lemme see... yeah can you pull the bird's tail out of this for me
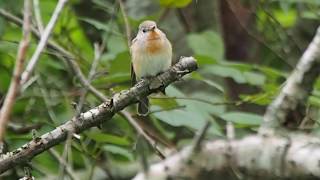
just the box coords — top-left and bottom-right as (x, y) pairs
(138, 97), (149, 116)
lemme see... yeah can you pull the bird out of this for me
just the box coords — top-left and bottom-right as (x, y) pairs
(130, 20), (172, 116)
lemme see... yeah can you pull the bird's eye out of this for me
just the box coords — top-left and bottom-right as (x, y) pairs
(142, 29), (147, 33)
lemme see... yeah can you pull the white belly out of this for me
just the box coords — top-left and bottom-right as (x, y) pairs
(132, 38), (172, 80)
(136, 53), (171, 79)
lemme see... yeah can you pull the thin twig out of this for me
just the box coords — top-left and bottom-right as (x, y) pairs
(36, 75), (57, 124)
(7, 122), (42, 134)
(225, 0), (293, 69)
(32, 0), (44, 34)
(150, 96), (235, 107)
(19, 166), (34, 180)
(118, 0), (131, 46)
(58, 132), (73, 179)
(20, 0), (68, 85)
(191, 121), (211, 153)
(0, 0), (32, 141)
(148, 105), (186, 114)
(120, 110), (166, 159)
(49, 148), (77, 180)
(76, 43), (104, 115)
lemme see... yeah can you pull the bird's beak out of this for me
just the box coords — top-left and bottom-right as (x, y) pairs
(150, 26), (156, 31)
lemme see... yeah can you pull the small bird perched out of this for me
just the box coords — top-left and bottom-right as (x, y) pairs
(130, 20), (172, 116)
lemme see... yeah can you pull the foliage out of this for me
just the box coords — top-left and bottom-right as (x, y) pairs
(0, 0), (319, 179)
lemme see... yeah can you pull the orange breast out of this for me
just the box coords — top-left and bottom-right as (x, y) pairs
(146, 31), (163, 54)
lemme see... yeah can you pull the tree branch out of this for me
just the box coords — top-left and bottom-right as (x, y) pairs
(261, 26), (320, 133)
(0, 0), (32, 141)
(133, 134), (320, 179)
(0, 8), (170, 159)
(0, 57), (198, 174)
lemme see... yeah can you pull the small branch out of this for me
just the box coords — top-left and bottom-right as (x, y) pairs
(32, 0), (44, 33)
(0, 0), (32, 141)
(133, 134), (320, 179)
(120, 110), (166, 159)
(150, 96), (234, 107)
(19, 167), (34, 180)
(20, 0), (68, 85)
(76, 43), (104, 115)
(37, 75), (58, 124)
(261, 26), (320, 133)
(117, 0), (131, 46)
(0, 57), (198, 174)
(7, 122), (42, 134)
(49, 149), (77, 180)
(191, 121), (210, 153)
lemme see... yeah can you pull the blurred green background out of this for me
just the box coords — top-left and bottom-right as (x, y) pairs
(0, 0), (320, 179)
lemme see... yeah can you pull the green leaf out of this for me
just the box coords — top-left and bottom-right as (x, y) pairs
(55, 8), (94, 60)
(220, 112), (263, 125)
(0, 67), (11, 91)
(80, 18), (122, 36)
(239, 93), (274, 106)
(151, 96), (178, 109)
(109, 51), (131, 74)
(103, 145), (134, 161)
(274, 9), (297, 28)
(258, 66), (287, 80)
(92, 0), (115, 13)
(106, 35), (128, 56)
(0, 40), (19, 54)
(0, 17), (5, 37)
(194, 55), (218, 66)
(308, 95), (320, 107)
(159, 0), (192, 8)
(187, 31), (224, 61)
(45, 59), (66, 71)
(243, 71), (266, 86)
(302, 11), (319, 20)
(152, 108), (222, 136)
(86, 131), (130, 146)
(103, 73), (131, 83)
(191, 72), (224, 92)
(151, 86), (224, 136)
(33, 152), (59, 174)
(203, 65), (246, 84)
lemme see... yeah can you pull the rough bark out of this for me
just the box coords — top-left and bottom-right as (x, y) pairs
(261, 27), (320, 132)
(0, 57), (198, 174)
(133, 134), (320, 180)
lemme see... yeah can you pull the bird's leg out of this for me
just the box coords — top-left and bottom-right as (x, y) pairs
(141, 75), (153, 82)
